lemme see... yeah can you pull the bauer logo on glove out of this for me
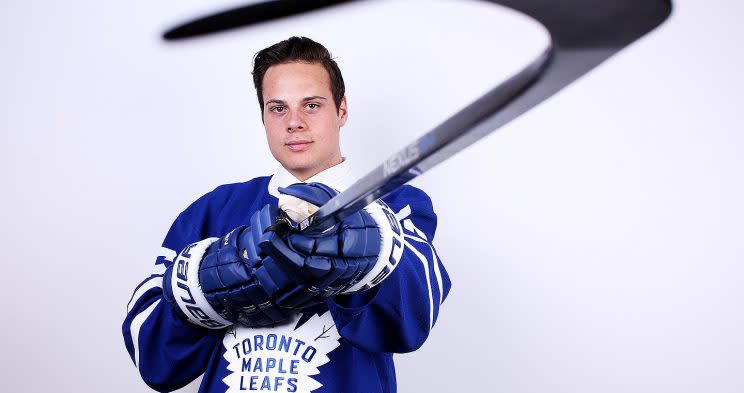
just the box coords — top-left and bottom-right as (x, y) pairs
(162, 182), (405, 329)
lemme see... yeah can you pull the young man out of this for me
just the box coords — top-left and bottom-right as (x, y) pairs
(123, 36), (451, 393)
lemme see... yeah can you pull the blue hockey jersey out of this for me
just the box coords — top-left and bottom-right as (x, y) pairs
(123, 161), (451, 393)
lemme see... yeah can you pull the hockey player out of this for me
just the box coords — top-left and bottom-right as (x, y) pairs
(123, 36), (451, 393)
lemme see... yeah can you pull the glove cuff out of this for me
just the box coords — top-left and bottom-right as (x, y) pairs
(166, 237), (233, 329)
(343, 200), (405, 293)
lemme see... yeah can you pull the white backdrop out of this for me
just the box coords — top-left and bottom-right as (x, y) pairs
(2, 0), (743, 392)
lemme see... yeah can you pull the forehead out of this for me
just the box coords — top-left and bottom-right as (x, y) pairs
(262, 62), (332, 99)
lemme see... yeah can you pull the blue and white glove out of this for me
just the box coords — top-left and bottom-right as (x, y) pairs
(162, 182), (404, 328)
(254, 183), (397, 309)
(162, 206), (289, 329)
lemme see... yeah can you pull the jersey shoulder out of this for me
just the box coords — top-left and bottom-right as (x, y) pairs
(381, 184), (435, 214)
(182, 176), (272, 215)
(166, 176), (273, 245)
(381, 185), (438, 239)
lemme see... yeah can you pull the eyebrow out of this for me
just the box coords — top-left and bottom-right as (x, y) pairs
(264, 96), (328, 107)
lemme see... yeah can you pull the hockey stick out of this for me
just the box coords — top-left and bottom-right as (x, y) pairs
(163, 0), (672, 232)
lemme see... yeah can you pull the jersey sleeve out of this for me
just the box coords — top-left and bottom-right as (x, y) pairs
(327, 185), (452, 353)
(122, 196), (223, 391)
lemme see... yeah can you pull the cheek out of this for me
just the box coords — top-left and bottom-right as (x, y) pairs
(320, 117), (341, 140)
(264, 123), (283, 145)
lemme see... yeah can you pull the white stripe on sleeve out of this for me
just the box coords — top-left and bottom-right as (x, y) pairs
(403, 218), (444, 306)
(402, 236), (435, 330)
(151, 263), (167, 276)
(131, 299), (161, 368)
(159, 246), (177, 262)
(127, 276), (163, 313)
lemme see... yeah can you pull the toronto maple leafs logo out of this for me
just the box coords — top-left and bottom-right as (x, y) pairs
(222, 311), (341, 392)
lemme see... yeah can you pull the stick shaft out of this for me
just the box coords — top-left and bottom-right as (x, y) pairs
(299, 48), (552, 231)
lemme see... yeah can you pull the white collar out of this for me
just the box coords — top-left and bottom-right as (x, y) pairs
(268, 158), (356, 197)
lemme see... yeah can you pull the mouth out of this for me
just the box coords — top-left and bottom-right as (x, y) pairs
(285, 140), (313, 152)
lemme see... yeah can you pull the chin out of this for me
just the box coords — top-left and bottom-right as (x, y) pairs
(282, 160), (318, 177)
(283, 157), (313, 170)
(278, 153), (338, 179)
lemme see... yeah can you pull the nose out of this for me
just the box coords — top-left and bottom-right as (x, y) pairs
(287, 110), (306, 133)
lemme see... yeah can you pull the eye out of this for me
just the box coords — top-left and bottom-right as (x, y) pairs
(306, 103), (319, 110)
(270, 105), (285, 113)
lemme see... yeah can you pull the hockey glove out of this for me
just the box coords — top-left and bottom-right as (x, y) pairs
(254, 182), (388, 309)
(162, 208), (289, 329)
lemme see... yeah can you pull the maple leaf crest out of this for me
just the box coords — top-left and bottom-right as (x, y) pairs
(222, 311), (341, 392)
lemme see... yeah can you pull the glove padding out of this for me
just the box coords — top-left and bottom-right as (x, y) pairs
(197, 213), (290, 328)
(162, 204), (294, 329)
(255, 183), (382, 309)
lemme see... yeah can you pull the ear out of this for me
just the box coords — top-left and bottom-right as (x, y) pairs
(338, 96), (348, 127)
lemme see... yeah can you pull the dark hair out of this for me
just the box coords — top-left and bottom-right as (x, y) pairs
(252, 36), (345, 113)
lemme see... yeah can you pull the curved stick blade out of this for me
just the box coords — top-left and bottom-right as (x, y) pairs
(159, 0), (673, 232)
(163, 0), (353, 40)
